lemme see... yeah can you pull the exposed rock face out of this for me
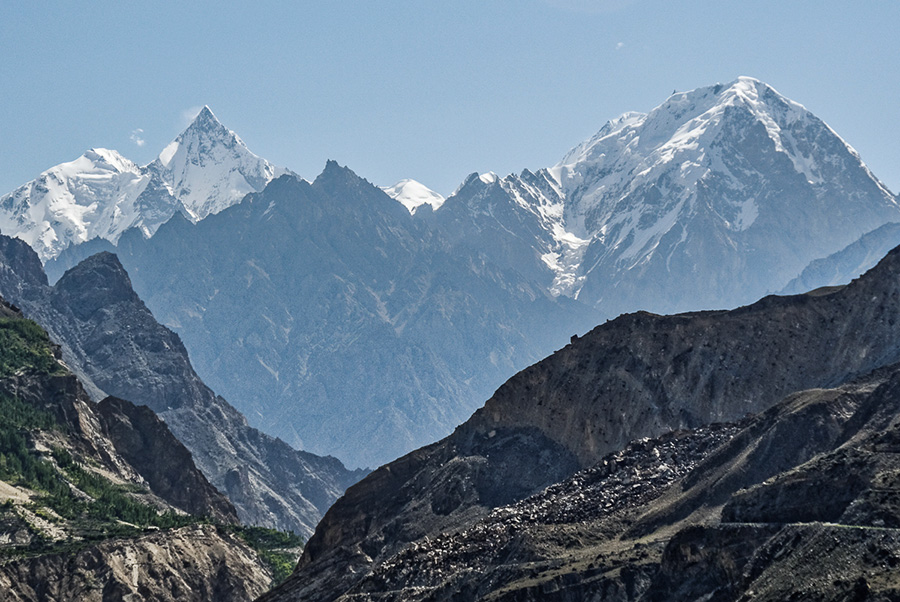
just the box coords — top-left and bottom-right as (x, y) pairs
(0, 235), (365, 536)
(433, 169), (567, 290)
(269, 349), (900, 600)
(0, 524), (271, 602)
(267, 245), (900, 601)
(637, 366), (900, 602)
(96, 396), (237, 523)
(0, 297), (275, 601)
(293, 424), (741, 602)
(0, 324), (237, 524)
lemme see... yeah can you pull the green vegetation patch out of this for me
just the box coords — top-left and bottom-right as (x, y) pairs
(1, 397), (199, 559)
(226, 525), (305, 587)
(45, 447), (197, 531)
(0, 317), (66, 378)
(0, 395), (61, 492)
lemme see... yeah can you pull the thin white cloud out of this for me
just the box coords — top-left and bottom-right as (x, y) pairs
(130, 128), (146, 147)
(616, 42), (625, 50)
(180, 105), (204, 126)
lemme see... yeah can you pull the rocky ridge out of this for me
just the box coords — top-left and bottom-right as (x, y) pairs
(0, 524), (271, 602)
(0, 312), (236, 525)
(270, 243), (900, 600)
(267, 331), (900, 601)
(337, 423), (742, 601)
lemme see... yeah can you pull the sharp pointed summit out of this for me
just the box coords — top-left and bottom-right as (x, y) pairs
(150, 106), (288, 221)
(194, 104), (217, 124)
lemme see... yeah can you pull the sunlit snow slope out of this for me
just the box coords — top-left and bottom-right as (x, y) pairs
(0, 107), (285, 261)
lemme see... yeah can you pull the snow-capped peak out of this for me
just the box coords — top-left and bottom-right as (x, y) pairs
(148, 106), (287, 221)
(0, 148), (150, 260)
(434, 76), (899, 317)
(80, 148), (141, 173)
(549, 76), (854, 238)
(478, 172), (499, 185)
(0, 106), (287, 261)
(536, 76), (900, 312)
(555, 77), (812, 176)
(382, 179), (445, 213)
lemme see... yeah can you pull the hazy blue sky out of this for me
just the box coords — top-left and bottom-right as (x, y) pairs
(2, 1), (898, 196)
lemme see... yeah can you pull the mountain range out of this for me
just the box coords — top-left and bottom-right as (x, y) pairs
(264, 236), (900, 602)
(23, 76), (896, 469)
(0, 107), (285, 262)
(2, 76), (900, 599)
(45, 167), (600, 468)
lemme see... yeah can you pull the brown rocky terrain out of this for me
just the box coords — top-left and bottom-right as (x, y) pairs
(264, 245), (900, 601)
(267, 356), (900, 601)
(0, 338), (236, 526)
(0, 524), (271, 602)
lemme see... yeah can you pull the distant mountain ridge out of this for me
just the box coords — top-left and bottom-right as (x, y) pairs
(430, 77), (898, 317)
(780, 221), (900, 294)
(46, 167), (599, 468)
(0, 107), (285, 261)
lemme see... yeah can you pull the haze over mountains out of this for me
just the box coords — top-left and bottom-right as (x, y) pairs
(0, 236), (365, 536)
(5, 77), (899, 471)
(46, 167), (599, 468)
